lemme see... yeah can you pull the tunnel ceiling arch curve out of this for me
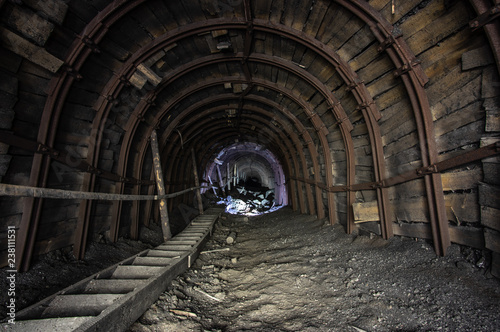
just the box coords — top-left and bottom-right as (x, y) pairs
(1, 0), (499, 272)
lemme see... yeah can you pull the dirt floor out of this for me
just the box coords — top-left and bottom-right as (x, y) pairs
(1, 206), (499, 331)
(127, 208), (500, 332)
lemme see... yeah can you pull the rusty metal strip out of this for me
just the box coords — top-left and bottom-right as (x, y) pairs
(296, 143), (500, 192)
(469, 0), (500, 77)
(384, 143), (500, 187)
(470, 4), (500, 30)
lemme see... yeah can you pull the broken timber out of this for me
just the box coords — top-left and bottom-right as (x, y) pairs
(191, 148), (204, 215)
(151, 129), (172, 241)
(1, 208), (223, 332)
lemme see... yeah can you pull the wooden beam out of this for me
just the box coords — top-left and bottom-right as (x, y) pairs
(21, 0), (69, 25)
(0, 183), (210, 201)
(216, 164), (226, 196)
(0, 27), (63, 73)
(150, 130), (172, 242)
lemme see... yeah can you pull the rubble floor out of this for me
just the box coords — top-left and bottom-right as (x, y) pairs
(128, 207), (500, 332)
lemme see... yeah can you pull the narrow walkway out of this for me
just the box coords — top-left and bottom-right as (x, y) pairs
(3, 209), (222, 332)
(128, 207), (500, 332)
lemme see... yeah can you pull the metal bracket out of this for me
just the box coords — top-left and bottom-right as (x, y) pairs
(37, 144), (59, 157)
(416, 164), (438, 176)
(355, 102), (372, 112)
(393, 60), (421, 77)
(336, 116), (350, 125)
(120, 177), (131, 183)
(345, 80), (364, 92)
(470, 5), (500, 31)
(136, 114), (145, 122)
(119, 75), (132, 86)
(86, 165), (102, 175)
(145, 96), (156, 106)
(377, 32), (403, 53)
(62, 65), (83, 81)
(80, 35), (101, 53)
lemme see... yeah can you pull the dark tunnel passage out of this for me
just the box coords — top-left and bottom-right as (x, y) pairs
(0, 0), (500, 328)
(203, 142), (287, 215)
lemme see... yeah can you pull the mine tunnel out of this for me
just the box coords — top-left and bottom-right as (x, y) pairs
(0, 0), (500, 330)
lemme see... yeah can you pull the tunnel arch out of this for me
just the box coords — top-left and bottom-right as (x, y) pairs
(0, 0), (497, 274)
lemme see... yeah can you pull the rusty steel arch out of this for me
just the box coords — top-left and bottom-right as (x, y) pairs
(161, 105), (321, 217)
(18, 0), (494, 269)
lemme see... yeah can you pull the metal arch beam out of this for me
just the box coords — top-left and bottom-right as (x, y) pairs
(165, 116), (298, 208)
(335, 0), (451, 256)
(35, 9), (388, 264)
(335, 0), (449, 254)
(82, 23), (357, 206)
(158, 99), (323, 217)
(198, 118), (301, 211)
(73, 21), (374, 235)
(188, 121), (298, 210)
(107, 54), (354, 227)
(184, 131), (295, 209)
(12, 3), (342, 267)
(205, 141), (289, 205)
(196, 131), (295, 209)
(163, 105), (320, 216)
(158, 99), (319, 217)
(153, 97), (305, 212)
(94, 27), (354, 254)
(17, 0), (147, 270)
(128, 96), (296, 228)
(162, 109), (311, 214)
(171, 122), (291, 205)
(125, 75), (336, 222)
(86, 49), (349, 256)
(29, 4), (394, 265)
(166, 122), (297, 212)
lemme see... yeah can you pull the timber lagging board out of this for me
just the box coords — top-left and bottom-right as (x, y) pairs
(2, 208), (223, 332)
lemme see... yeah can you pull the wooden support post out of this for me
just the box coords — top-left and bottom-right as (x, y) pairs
(150, 130), (171, 242)
(216, 164), (226, 196)
(227, 163), (231, 191)
(191, 149), (204, 215)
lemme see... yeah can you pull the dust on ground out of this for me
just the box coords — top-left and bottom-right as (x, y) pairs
(129, 207), (500, 332)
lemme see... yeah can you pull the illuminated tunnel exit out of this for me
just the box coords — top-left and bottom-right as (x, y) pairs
(203, 142), (288, 215)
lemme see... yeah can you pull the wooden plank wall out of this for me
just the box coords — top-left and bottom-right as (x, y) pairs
(350, 0), (499, 275)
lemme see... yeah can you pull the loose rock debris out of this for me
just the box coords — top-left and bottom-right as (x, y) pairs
(217, 185), (282, 216)
(128, 208), (500, 332)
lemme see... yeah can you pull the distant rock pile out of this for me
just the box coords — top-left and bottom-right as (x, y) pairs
(217, 186), (281, 216)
